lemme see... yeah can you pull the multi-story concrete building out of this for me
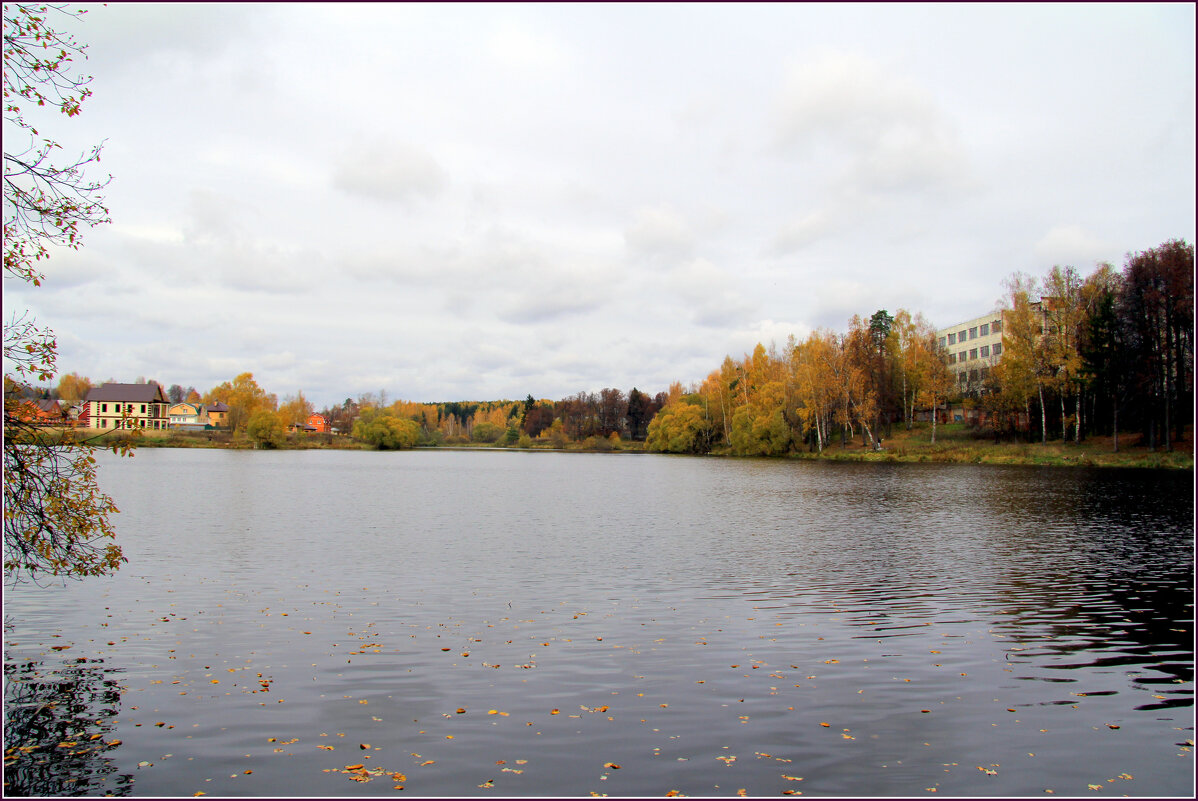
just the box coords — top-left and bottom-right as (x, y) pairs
(936, 300), (1052, 401)
(935, 311), (1006, 393)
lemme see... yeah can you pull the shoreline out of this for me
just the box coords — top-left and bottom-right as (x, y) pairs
(80, 428), (1193, 470)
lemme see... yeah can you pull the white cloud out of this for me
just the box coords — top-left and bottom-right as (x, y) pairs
(624, 206), (695, 262)
(1033, 225), (1115, 268)
(487, 22), (569, 71)
(668, 258), (756, 328)
(332, 139), (446, 204)
(773, 49), (974, 200)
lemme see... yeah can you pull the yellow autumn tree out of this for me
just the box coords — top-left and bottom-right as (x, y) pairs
(204, 372), (277, 434)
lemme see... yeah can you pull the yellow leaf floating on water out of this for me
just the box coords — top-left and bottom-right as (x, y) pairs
(317, 745), (334, 751)
(604, 762), (621, 769)
(1088, 784), (1103, 790)
(819, 722), (830, 727)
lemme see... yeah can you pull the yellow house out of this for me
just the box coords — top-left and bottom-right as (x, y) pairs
(168, 402), (201, 426)
(205, 401), (229, 428)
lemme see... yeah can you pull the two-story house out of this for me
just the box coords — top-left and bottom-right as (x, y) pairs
(84, 383), (170, 431)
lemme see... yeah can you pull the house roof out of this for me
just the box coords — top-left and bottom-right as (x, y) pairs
(85, 383), (168, 403)
(207, 401), (229, 412)
(34, 399), (62, 413)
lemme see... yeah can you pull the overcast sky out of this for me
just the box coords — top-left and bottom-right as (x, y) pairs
(6, 2), (1194, 409)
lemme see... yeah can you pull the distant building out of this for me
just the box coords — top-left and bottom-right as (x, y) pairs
(168, 402), (202, 426)
(935, 311), (1006, 394)
(84, 383), (170, 430)
(12, 398), (67, 426)
(936, 301), (1051, 423)
(206, 401), (230, 428)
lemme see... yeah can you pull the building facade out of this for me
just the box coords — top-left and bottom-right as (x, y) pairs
(84, 383), (170, 430)
(935, 311), (1005, 393)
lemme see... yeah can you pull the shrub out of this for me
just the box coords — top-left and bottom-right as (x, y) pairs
(352, 410), (420, 449)
(247, 410), (285, 448)
(471, 421), (504, 443)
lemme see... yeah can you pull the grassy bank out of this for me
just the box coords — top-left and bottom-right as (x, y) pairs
(775, 422), (1194, 470)
(41, 423), (1193, 469)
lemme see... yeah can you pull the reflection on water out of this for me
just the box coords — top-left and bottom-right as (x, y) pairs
(1, 451), (1192, 797)
(3, 650), (133, 796)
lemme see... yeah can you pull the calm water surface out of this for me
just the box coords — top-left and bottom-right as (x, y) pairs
(3, 449), (1193, 797)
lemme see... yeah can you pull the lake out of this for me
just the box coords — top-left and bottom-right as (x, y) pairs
(3, 449), (1193, 797)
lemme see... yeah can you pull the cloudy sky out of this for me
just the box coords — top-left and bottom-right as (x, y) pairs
(6, 3), (1194, 409)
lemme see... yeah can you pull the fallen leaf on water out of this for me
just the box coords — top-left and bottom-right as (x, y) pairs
(604, 762), (621, 769)
(819, 722), (830, 727)
(421, 760), (435, 766)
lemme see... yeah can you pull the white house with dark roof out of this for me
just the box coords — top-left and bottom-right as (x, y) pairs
(84, 383), (170, 430)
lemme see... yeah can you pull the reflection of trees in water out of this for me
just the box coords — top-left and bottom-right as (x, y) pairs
(3, 656), (134, 796)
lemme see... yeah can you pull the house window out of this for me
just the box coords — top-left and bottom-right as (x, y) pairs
(101, 403), (107, 413)
(992, 320), (1002, 333)
(993, 342), (1002, 356)
(101, 419), (107, 428)
(969, 348), (978, 360)
(969, 327), (977, 339)
(980, 323), (989, 336)
(980, 345), (990, 357)
(959, 330), (967, 341)
(125, 404), (133, 413)
(948, 353), (956, 364)
(939, 336), (946, 348)
(947, 333), (956, 345)
(969, 369), (979, 383)
(960, 350), (969, 362)
(980, 367), (990, 380)
(140, 404), (146, 413)
(959, 372), (968, 384)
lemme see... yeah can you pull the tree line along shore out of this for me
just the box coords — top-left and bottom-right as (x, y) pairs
(28, 239), (1193, 471)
